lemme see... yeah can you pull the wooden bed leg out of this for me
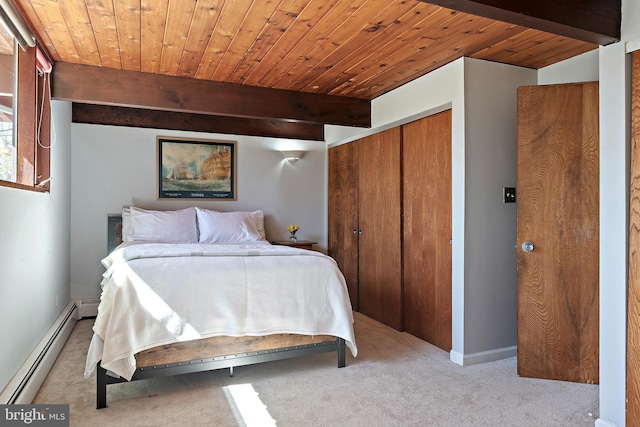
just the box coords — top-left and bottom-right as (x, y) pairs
(337, 338), (346, 368)
(97, 363), (108, 409)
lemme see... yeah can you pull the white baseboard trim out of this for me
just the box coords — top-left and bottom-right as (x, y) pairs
(450, 346), (517, 366)
(77, 298), (99, 318)
(0, 302), (78, 404)
(450, 350), (464, 365)
(595, 418), (619, 427)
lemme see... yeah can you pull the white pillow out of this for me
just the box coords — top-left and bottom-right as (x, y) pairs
(121, 208), (132, 242)
(196, 208), (262, 243)
(252, 210), (266, 241)
(128, 207), (198, 243)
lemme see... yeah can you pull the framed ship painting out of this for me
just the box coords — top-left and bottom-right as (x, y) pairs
(157, 136), (236, 200)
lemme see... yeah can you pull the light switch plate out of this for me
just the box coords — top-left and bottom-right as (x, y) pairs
(503, 187), (516, 203)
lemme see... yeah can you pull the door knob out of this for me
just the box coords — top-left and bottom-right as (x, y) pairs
(522, 241), (534, 252)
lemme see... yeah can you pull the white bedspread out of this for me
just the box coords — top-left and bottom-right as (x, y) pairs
(84, 242), (357, 380)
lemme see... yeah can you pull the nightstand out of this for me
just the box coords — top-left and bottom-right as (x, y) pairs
(271, 240), (318, 251)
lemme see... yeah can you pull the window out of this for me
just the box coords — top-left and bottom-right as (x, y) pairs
(0, 25), (15, 182)
(0, 3), (51, 192)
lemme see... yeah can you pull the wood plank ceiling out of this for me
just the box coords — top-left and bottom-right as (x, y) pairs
(6, 0), (617, 139)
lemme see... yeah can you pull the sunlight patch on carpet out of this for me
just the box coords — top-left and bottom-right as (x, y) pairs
(224, 383), (276, 426)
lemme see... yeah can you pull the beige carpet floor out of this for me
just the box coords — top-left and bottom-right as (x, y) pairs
(33, 312), (599, 426)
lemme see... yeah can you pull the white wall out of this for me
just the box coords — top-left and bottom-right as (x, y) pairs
(463, 59), (536, 356)
(69, 125), (326, 300)
(624, 0), (640, 51)
(597, 41), (629, 427)
(603, 8), (640, 427)
(538, 49), (599, 85)
(0, 101), (72, 393)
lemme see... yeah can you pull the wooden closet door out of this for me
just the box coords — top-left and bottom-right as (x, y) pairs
(517, 82), (599, 383)
(357, 128), (402, 330)
(402, 110), (452, 351)
(328, 143), (359, 310)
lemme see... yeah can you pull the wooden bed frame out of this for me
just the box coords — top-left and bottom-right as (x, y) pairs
(97, 214), (347, 409)
(97, 333), (346, 408)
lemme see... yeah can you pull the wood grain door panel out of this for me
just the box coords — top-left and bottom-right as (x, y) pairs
(517, 82), (599, 384)
(628, 50), (640, 422)
(402, 110), (452, 351)
(328, 143), (359, 310)
(357, 128), (403, 330)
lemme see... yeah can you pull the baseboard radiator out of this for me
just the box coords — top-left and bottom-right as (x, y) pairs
(77, 298), (99, 318)
(0, 302), (78, 404)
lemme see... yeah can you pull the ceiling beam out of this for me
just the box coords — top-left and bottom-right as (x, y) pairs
(420, 0), (620, 45)
(53, 62), (370, 128)
(72, 103), (325, 141)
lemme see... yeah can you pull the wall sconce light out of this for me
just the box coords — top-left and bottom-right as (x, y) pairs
(281, 150), (305, 163)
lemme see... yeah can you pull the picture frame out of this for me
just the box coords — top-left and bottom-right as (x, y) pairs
(157, 136), (236, 200)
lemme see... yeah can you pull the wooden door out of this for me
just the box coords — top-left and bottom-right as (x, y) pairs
(402, 110), (452, 351)
(628, 50), (640, 422)
(328, 143), (359, 310)
(517, 82), (599, 383)
(357, 128), (402, 330)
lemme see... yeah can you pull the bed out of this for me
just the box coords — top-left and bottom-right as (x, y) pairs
(84, 207), (357, 409)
